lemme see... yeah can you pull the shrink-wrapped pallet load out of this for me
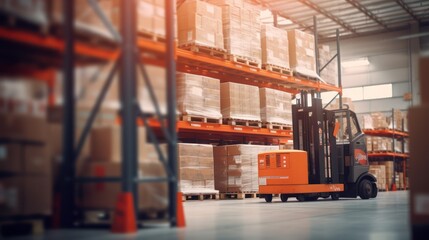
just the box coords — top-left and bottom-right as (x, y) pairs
(220, 82), (260, 121)
(177, 0), (224, 49)
(259, 88), (292, 125)
(177, 73), (222, 120)
(261, 24), (289, 70)
(318, 44), (337, 85)
(287, 29), (318, 79)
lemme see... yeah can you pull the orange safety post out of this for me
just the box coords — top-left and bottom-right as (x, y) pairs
(111, 192), (137, 233)
(176, 192), (186, 228)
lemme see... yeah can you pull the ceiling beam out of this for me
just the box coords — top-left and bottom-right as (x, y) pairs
(298, 0), (357, 34)
(396, 0), (420, 22)
(345, 0), (389, 30)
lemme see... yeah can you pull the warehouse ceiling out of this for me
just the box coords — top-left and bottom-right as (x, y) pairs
(254, 0), (429, 40)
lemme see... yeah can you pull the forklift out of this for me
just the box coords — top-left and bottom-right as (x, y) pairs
(259, 93), (377, 202)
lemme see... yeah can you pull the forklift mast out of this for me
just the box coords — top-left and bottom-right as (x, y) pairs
(292, 94), (339, 185)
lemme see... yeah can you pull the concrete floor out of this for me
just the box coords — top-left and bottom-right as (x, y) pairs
(14, 191), (410, 240)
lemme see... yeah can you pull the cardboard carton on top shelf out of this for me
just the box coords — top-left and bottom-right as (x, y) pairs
(288, 29), (317, 78)
(261, 24), (289, 69)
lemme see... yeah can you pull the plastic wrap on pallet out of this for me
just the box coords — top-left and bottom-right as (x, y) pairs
(214, 145), (279, 193)
(50, 0), (119, 40)
(207, 0), (261, 63)
(0, 0), (48, 26)
(177, 0), (224, 49)
(318, 44), (337, 86)
(221, 82), (261, 121)
(261, 24), (289, 69)
(362, 114), (373, 129)
(404, 138), (409, 153)
(177, 73), (222, 119)
(372, 137), (392, 152)
(178, 143), (216, 193)
(366, 136), (372, 152)
(259, 88), (292, 125)
(138, 65), (167, 114)
(388, 109), (404, 131)
(369, 165), (386, 190)
(287, 29), (319, 79)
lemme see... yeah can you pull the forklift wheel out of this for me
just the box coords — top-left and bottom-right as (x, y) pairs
(359, 179), (373, 199)
(371, 182), (378, 198)
(331, 193), (340, 200)
(264, 194), (273, 203)
(305, 196), (318, 201)
(280, 194), (288, 202)
(296, 195), (306, 202)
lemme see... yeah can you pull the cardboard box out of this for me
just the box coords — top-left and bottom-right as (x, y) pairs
(220, 82), (260, 121)
(0, 175), (52, 216)
(0, 143), (22, 173)
(0, 0), (48, 26)
(259, 88), (292, 125)
(177, 73), (221, 119)
(90, 126), (147, 163)
(0, 114), (48, 142)
(261, 24), (289, 69)
(409, 105), (429, 228)
(288, 29), (317, 77)
(24, 145), (50, 175)
(177, 0), (224, 49)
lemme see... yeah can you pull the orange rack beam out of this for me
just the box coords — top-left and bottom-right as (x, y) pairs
(368, 152), (409, 159)
(363, 129), (409, 138)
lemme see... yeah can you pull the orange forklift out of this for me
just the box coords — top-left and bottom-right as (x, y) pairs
(259, 96), (377, 202)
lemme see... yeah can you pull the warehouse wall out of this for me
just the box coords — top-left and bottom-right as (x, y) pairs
(421, 26), (429, 53)
(327, 29), (418, 115)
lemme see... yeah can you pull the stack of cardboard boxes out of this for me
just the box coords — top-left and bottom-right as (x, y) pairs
(213, 145), (278, 193)
(177, 73), (222, 120)
(0, 79), (52, 216)
(0, 0), (48, 27)
(259, 88), (292, 125)
(369, 164), (386, 191)
(318, 44), (337, 85)
(287, 29), (317, 78)
(208, 0), (261, 64)
(261, 24), (289, 69)
(221, 82), (260, 121)
(177, 0), (224, 49)
(178, 143), (217, 194)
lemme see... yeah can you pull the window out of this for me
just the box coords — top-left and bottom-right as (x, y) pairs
(342, 84), (393, 101)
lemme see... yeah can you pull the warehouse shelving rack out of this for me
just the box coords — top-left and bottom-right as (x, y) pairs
(0, 1), (343, 232)
(363, 109), (410, 191)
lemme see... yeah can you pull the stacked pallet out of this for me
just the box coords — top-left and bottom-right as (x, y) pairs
(288, 29), (318, 79)
(207, 0), (261, 67)
(178, 143), (218, 199)
(259, 88), (292, 127)
(369, 164), (386, 191)
(177, 73), (222, 122)
(261, 24), (290, 73)
(0, 79), (52, 217)
(177, 0), (224, 52)
(221, 82), (261, 126)
(213, 145), (279, 197)
(318, 44), (337, 86)
(388, 109), (404, 131)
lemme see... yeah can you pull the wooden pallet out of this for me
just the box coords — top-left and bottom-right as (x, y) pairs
(0, 218), (44, 237)
(180, 43), (228, 59)
(229, 55), (261, 68)
(182, 193), (219, 201)
(262, 64), (292, 76)
(138, 30), (166, 43)
(224, 118), (262, 128)
(220, 192), (259, 200)
(262, 122), (292, 131)
(181, 115), (222, 124)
